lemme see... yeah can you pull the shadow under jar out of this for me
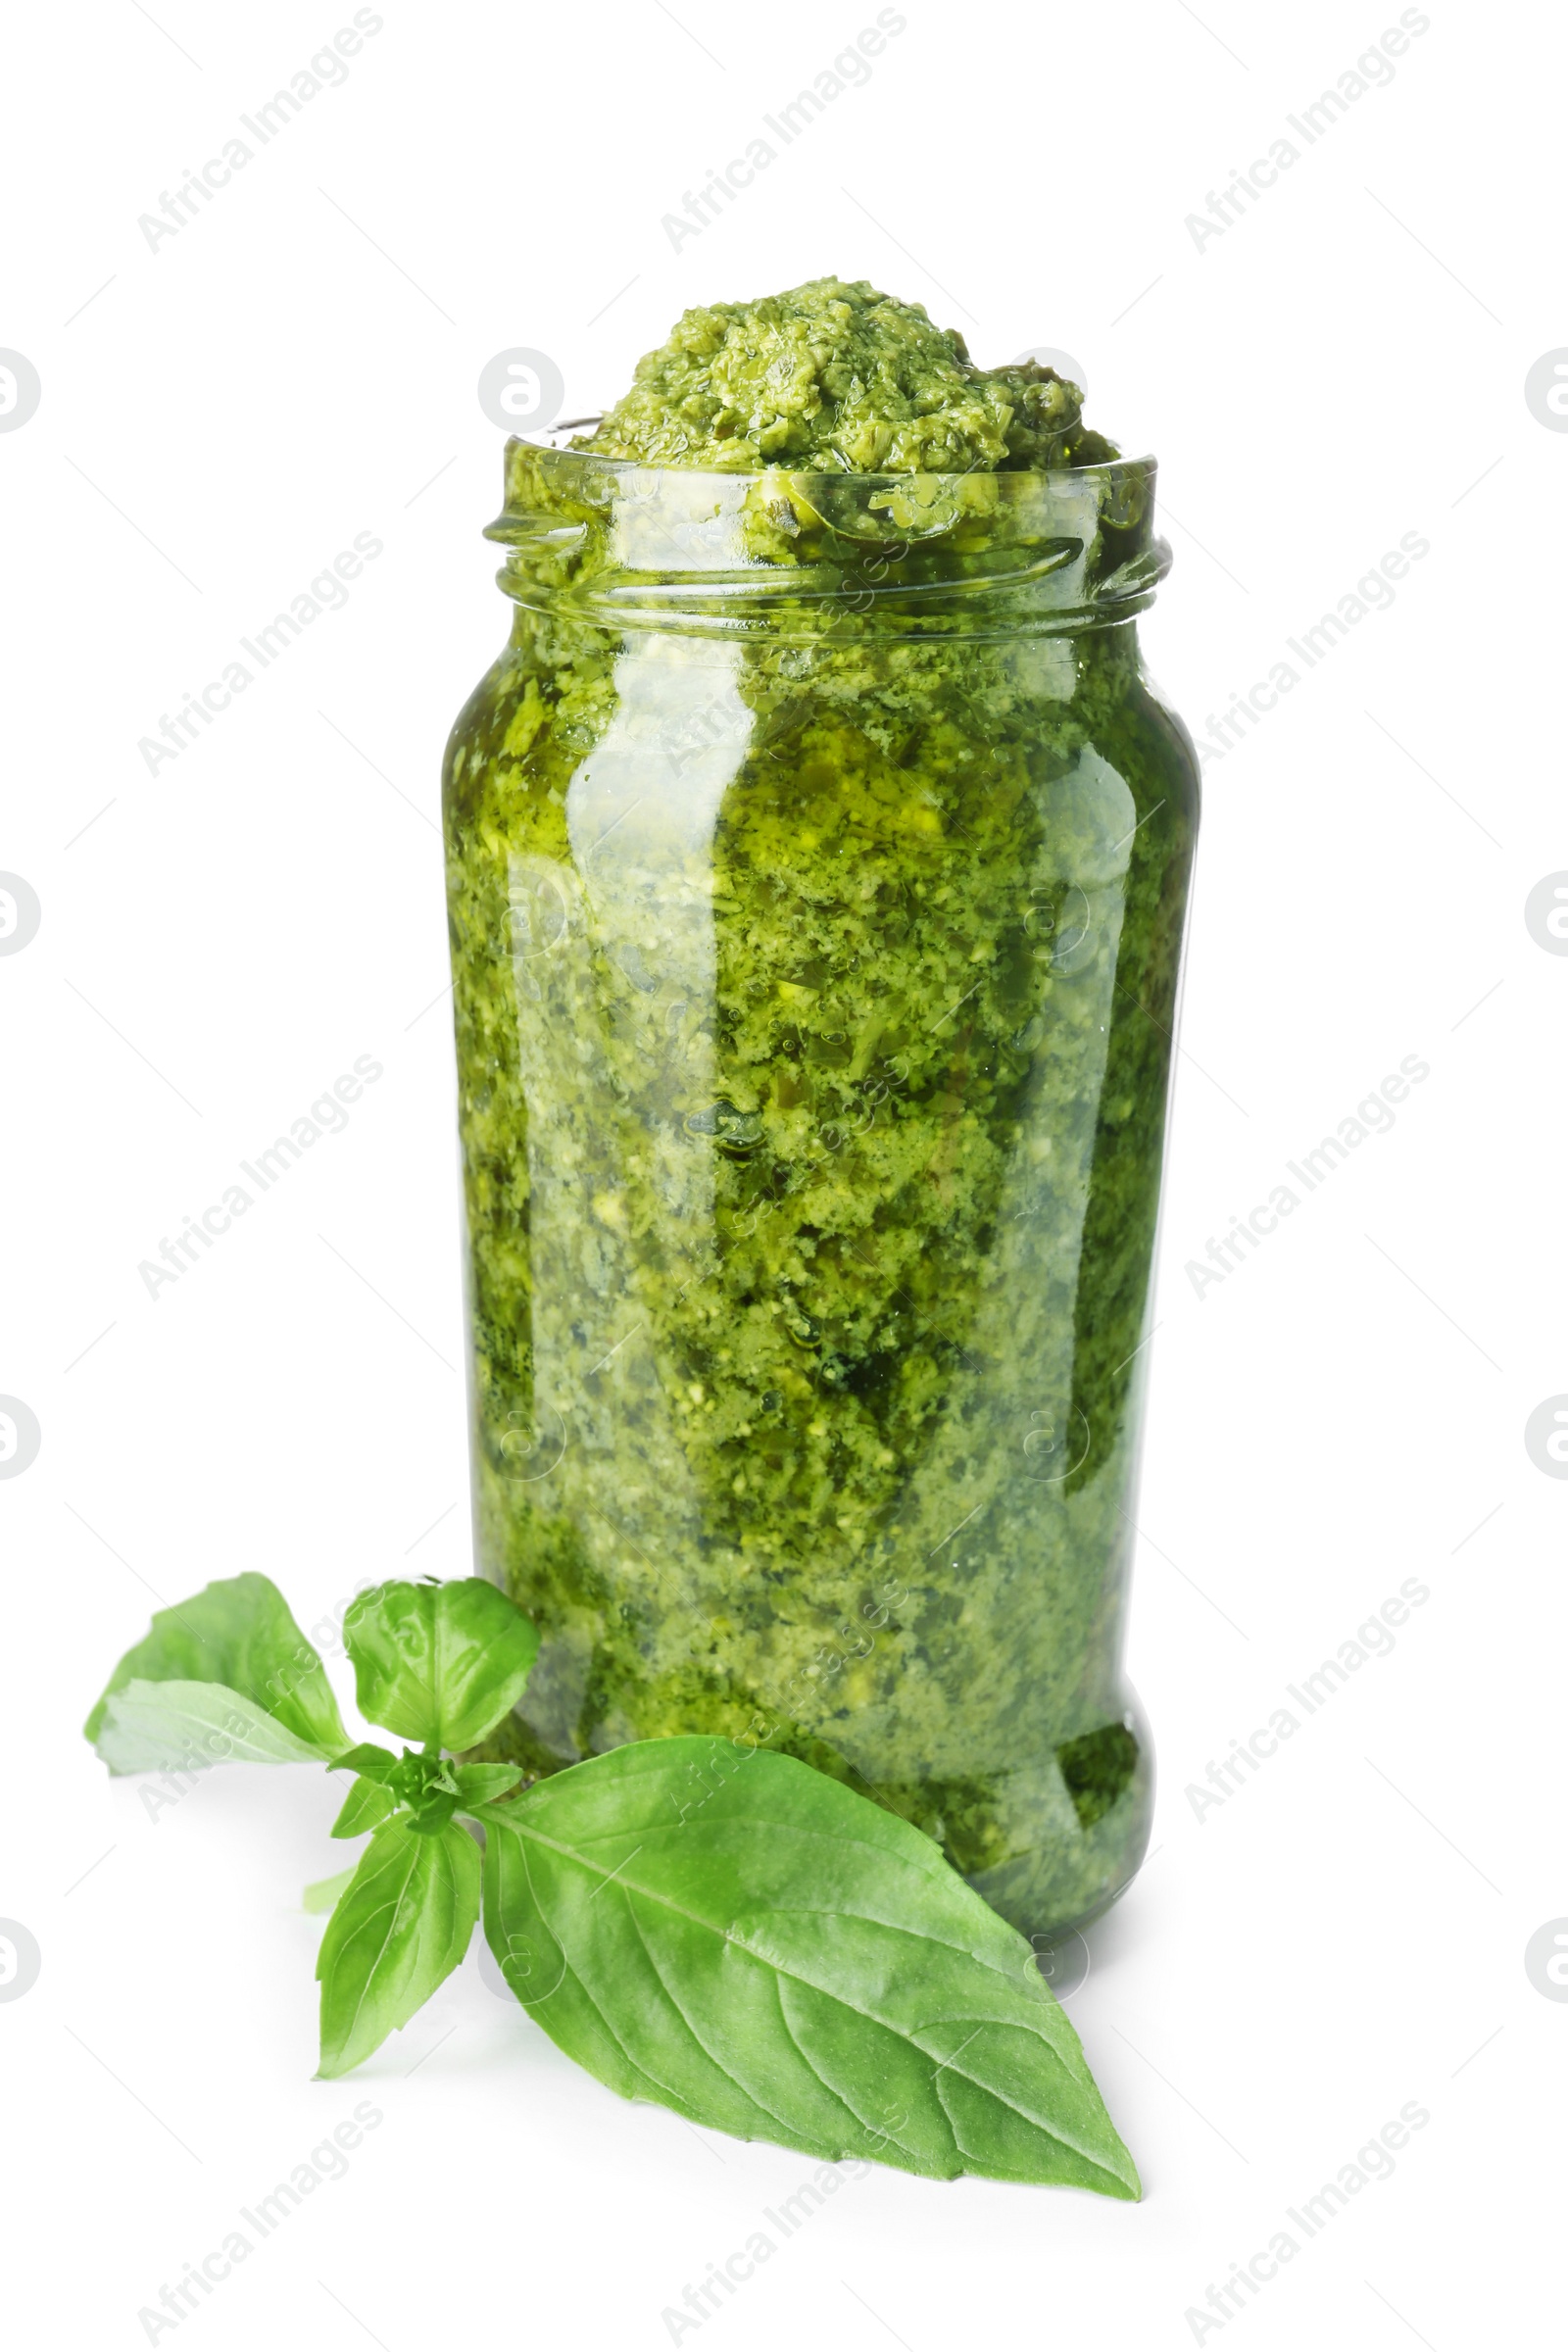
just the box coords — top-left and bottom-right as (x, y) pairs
(443, 437), (1200, 1941)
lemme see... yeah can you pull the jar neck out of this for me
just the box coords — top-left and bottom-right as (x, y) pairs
(504, 603), (1148, 712)
(487, 442), (1170, 646)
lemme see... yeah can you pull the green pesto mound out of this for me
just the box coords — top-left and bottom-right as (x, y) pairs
(574, 275), (1118, 474)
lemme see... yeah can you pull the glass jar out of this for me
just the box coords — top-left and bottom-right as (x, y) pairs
(443, 436), (1199, 1941)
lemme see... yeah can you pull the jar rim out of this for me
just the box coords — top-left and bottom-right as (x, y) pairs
(486, 436), (1170, 641)
(516, 419), (1160, 484)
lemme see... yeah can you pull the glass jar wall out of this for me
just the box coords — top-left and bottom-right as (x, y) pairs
(443, 442), (1199, 1939)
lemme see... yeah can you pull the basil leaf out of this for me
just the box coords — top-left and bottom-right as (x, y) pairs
(93, 1681), (327, 1775)
(331, 1776), (399, 1838)
(316, 1818), (480, 2079)
(342, 1579), (539, 1751)
(84, 1574), (348, 1757)
(304, 1866), (358, 1914)
(479, 1739), (1139, 2195)
(328, 1743), (400, 1783)
(386, 1755), (463, 1836)
(332, 1747), (512, 1835)
(452, 1762), (523, 1806)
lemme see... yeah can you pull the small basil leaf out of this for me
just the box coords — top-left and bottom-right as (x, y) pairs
(452, 1762), (523, 1807)
(330, 1776), (399, 1838)
(342, 1579), (539, 1750)
(84, 1574), (348, 1757)
(315, 1818), (480, 2079)
(328, 1743), (400, 1784)
(388, 1753), (463, 1836)
(479, 1738), (1139, 2195)
(303, 1866), (358, 1914)
(93, 1681), (327, 1776)
(332, 1750), (501, 1836)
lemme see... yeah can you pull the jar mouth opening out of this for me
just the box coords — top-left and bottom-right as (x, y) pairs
(520, 420), (1159, 485)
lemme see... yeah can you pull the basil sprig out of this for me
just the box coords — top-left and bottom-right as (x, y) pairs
(85, 1573), (1138, 2195)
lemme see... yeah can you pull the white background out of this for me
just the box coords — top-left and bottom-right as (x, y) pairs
(3, 0), (1563, 2344)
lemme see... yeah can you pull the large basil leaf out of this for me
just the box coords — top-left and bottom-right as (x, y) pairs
(83, 1574), (347, 1757)
(93, 1681), (328, 1775)
(341, 1579), (539, 1751)
(316, 1818), (480, 2079)
(478, 1739), (1139, 2195)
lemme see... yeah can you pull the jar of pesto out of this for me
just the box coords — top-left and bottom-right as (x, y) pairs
(444, 432), (1198, 1940)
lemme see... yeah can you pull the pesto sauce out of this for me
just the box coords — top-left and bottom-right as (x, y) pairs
(444, 282), (1198, 1938)
(575, 276), (1117, 474)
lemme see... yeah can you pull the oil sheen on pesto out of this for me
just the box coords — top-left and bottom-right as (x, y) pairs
(443, 279), (1198, 1938)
